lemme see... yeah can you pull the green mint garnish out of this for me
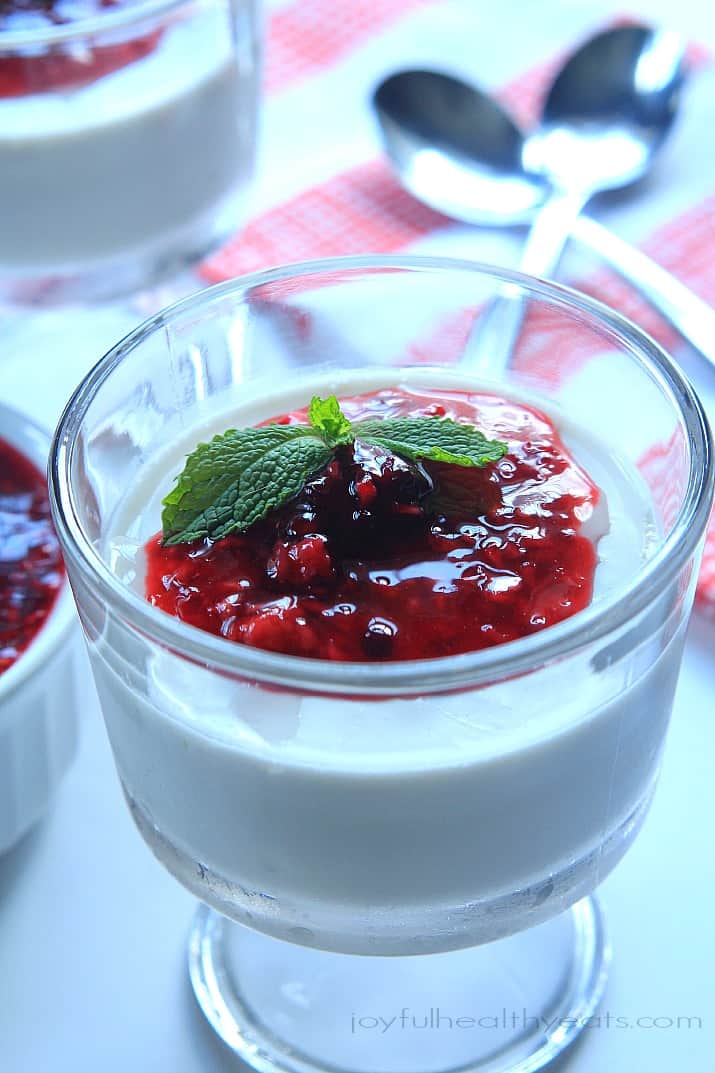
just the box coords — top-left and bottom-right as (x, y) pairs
(161, 395), (507, 545)
(161, 425), (332, 546)
(309, 394), (353, 447)
(352, 417), (508, 468)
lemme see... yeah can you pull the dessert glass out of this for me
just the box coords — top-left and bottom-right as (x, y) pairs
(49, 258), (713, 1073)
(0, 0), (261, 304)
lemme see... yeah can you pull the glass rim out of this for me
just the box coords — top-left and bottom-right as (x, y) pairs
(49, 254), (714, 696)
(0, 0), (202, 51)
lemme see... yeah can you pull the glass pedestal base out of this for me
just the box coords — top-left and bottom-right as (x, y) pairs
(188, 896), (609, 1073)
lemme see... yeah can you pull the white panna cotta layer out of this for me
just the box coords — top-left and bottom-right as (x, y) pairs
(93, 370), (678, 953)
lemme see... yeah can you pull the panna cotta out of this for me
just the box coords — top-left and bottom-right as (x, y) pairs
(0, 0), (259, 295)
(94, 370), (677, 954)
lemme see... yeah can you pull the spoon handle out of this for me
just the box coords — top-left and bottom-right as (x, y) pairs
(571, 216), (715, 369)
(463, 190), (588, 373)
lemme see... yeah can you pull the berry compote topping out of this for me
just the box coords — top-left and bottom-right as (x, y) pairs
(0, 0), (159, 98)
(1, 0), (117, 31)
(145, 388), (602, 662)
(0, 436), (64, 675)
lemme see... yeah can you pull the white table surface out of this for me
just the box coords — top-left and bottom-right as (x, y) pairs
(3, 0), (715, 1068)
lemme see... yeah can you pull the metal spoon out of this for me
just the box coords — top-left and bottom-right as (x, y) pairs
(379, 26), (685, 371)
(373, 46), (715, 369)
(475, 24), (686, 371)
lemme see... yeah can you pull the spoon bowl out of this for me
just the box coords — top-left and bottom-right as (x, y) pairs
(374, 70), (547, 226)
(524, 25), (686, 191)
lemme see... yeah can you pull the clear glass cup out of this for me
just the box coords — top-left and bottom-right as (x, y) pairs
(49, 257), (713, 1073)
(0, 0), (261, 304)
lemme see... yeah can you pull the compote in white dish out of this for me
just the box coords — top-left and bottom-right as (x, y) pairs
(0, 403), (79, 852)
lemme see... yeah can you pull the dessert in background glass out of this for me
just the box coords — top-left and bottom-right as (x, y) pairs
(49, 258), (713, 1073)
(0, 0), (261, 304)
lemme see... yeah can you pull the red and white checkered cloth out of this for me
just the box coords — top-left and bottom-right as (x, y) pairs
(201, 0), (715, 616)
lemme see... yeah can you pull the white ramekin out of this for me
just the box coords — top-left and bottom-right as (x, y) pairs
(0, 403), (80, 853)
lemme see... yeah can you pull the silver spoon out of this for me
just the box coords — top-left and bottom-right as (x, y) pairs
(478, 24), (686, 371)
(373, 44), (715, 369)
(379, 26), (685, 371)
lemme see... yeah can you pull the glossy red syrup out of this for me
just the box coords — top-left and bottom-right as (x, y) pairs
(145, 388), (601, 661)
(0, 1), (159, 98)
(0, 436), (64, 674)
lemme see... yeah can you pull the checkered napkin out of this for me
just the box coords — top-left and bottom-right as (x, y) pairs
(201, 0), (715, 615)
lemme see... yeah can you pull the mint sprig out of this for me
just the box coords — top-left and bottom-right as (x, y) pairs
(353, 417), (507, 467)
(161, 425), (332, 546)
(309, 394), (353, 447)
(161, 395), (507, 545)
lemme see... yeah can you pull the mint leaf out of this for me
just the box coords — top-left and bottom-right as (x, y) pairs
(161, 398), (509, 546)
(309, 395), (353, 447)
(354, 417), (508, 467)
(161, 425), (331, 545)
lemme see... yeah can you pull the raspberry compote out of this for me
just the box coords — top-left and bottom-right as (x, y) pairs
(0, 436), (64, 674)
(145, 388), (603, 662)
(0, 0), (158, 97)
